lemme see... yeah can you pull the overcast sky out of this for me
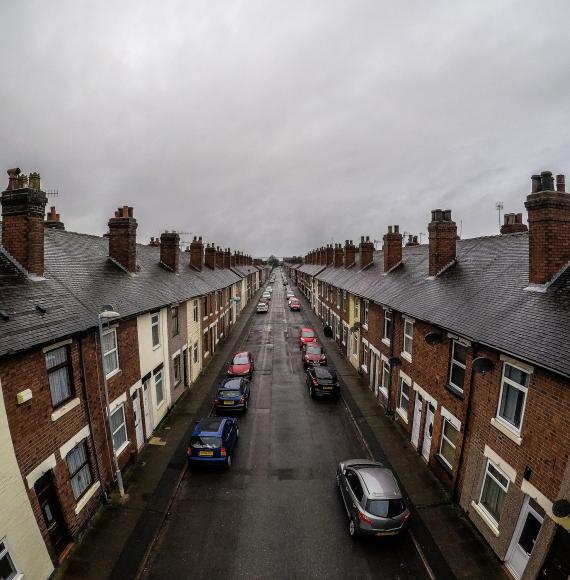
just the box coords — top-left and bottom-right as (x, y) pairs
(2, 1), (570, 257)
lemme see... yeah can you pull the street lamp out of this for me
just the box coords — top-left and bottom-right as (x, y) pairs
(97, 305), (125, 497)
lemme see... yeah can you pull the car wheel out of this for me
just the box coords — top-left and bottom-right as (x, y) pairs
(226, 455), (232, 469)
(336, 474), (340, 488)
(349, 518), (358, 538)
(244, 400), (248, 412)
(236, 428), (240, 439)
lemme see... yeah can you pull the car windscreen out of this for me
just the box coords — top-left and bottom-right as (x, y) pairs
(190, 436), (222, 449)
(306, 346), (322, 355)
(233, 355), (249, 364)
(314, 367), (335, 380)
(302, 330), (315, 338)
(367, 499), (406, 518)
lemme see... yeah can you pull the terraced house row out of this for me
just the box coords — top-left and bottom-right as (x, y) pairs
(0, 168), (267, 579)
(285, 170), (570, 580)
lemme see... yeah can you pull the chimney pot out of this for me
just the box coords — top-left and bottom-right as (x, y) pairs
(394, 225), (400, 233)
(531, 175), (541, 193)
(556, 174), (566, 192)
(388, 225), (393, 234)
(540, 171), (554, 191)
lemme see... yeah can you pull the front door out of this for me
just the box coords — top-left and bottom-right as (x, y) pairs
(505, 498), (544, 579)
(132, 389), (145, 449)
(411, 393), (423, 448)
(34, 471), (69, 558)
(142, 378), (153, 439)
(421, 402), (435, 460)
(369, 353), (376, 392)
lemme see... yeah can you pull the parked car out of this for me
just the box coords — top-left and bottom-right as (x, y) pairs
(187, 416), (239, 468)
(298, 327), (317, 348)
(262, 292), (272, 301)
(214, 377), (251, 411)
(289, 298), (300, 311)
(305, 366), (340, 397)
(266, 286), (273, 293)
(336, 460), (410, 537)
(257, 301), (269, 313)
(286, 290), (295, 300)
(302, 343), (327, 367)
(227, 351), (254, 377)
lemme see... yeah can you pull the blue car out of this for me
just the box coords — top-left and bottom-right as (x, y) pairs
(214, 377), (251, 412)
(186, 416), (239, 469)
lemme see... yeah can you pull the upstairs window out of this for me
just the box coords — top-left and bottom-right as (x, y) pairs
(193, 300), (199, 322)
(66, 440), (92, 500)
(403, 319), (414, 359)
(202, 296), (208, 318)
(171, 306), (179, 337)
(497, 363), (529, 433)
(449, 340), (467, 392)
(354, 299), (359, 319)
(383, 309), (392, 341)
(45, 345), (73, 407)
(151, 313), (160, 348)
(102, 329), (119, 377)
(363, 301), (369, 327)
(336, 289), (341, 309)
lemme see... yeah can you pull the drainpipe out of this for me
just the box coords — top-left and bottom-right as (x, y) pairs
(386, 307), (397, 417)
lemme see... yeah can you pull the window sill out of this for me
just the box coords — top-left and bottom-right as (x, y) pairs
(490, 418), (522, 446)
(362, 324), (368, 331)
(401, 351), (412, 364)
(74, 481), (101, 515)
(434, 453), (454, 476)
(381, 338), (391, 347)
(361, 365), (368, 373)
(152, 344), (161, 351)
(470, 501), (500, 537)
(445, 383), (464, 400)
(396, 407), (408, 424)
(51, 397), (80, 422)
(106, 367), (121, 381)
(378, 387), (388, 400)
(115, 440), (130, 457)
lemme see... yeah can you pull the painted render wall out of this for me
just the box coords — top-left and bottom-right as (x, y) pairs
(186, 297), (202, 383)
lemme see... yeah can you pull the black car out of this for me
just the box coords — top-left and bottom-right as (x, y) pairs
(305, 366), (340, 398)
(214, 377), (251, 412)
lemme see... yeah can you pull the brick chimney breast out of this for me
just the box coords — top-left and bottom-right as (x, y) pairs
(525, 171), (570, 285)
(160, 231), (180, 272)
(428, 208), (457, 277)
(108, 205), (137, 273)
(204, 243), (216, 269)
(1, 168), (48, 276)
(224, 247), (231, 269)
(326, 244), (334, 266)
(189, 236), (204, 270)
(383, 225), (402, 273)
(344, 240), (356, 268)
(44, 206), (65, 230)
(334, 243), (343, 267)
(215, 246), (224, 268)
(359, 235), (374, 269)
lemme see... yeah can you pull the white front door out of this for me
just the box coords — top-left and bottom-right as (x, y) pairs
(132, 389), (145, 449)
(411, 393), (423, 448)
(421, 402), (435, 460)
(505, 498), (544, 579)
(142, 379), (153, 438)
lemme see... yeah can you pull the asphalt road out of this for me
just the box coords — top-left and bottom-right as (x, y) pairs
(141, 273), (427, 580)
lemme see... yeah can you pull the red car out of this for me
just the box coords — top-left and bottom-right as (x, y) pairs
(302, 343), (327, 368)
(227, 351), (254, 378)
(289, 298), (301, 311)
(298, 327), (317, 349)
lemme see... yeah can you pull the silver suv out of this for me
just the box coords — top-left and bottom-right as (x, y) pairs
(336, 459), (410, 538)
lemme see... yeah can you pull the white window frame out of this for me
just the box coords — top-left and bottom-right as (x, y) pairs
(402, 318), (414, 361)
(449, 339), (467, 392)
(351, 333), (358, 358)
(336, 288), (341, 309)
(438, 418), (459, 470)
(362, 300), (369, 328)
(66, 440), (93, 500)
(496, 361), (529, 435)
(382, 308), (392, 345)
(361, 341), (369, 372)
(193, 342), (199, 364)
(151, 312), (161, 349)
(102, 328), (120, 379)
(192, 300), (199, 322)
(397, 376), (410, 422)
(477, 459), (510, 526)
(380, 359), (390, 399)
(0, 539), (19, 580)
(110, 404), (128, 455)
(154, 368), (165, 407)
(173, 354), (182, 385)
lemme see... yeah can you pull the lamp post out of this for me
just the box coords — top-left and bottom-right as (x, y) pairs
(98, 305), (125, 497)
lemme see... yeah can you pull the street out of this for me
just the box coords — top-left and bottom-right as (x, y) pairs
(142, 276), (427, 580)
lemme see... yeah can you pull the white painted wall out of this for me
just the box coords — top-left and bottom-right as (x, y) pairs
(186, 298), (202, 383)
(0, 378), (53, 579)
(137, 308), (171, 428)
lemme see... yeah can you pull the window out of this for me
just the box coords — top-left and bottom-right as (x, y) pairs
(173, 354), (181, 384)
(398, 377), (410, 418)
(202, 296), (208, 318)
(193, 342), (199, 364)
(352, 333), (358, 356)
(343, 290), (347, 311)
(110, 405), (128, 453)
(403, 319), (414, 358)
(354, 299), (359, 319)
(439, 419), (459, 469)
(342, 325), (348, 346)
(102, 329), (119, 377)
(478, 460), (509, 524)
(154, 368), (164, 406)
(0, 540), (18, 580)
(171, 306), (179, 337)
(192, 300), (198, 322)
(151, 313), (160, 348)
(381, 360), (391, 397)
(362, 342), (369, 370)
(449, 340), (467, 391)
(363, 301), (369, 326)
(497, 363), (529, 432)
(383, 309), (392, 341)
(336, 289), (341, 309)
(45, 345), (73, 407)
(66, 440), (92, 500)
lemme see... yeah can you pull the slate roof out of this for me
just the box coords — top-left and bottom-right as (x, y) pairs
(312, 234), (570, 378)
(296, 264), (326, 276)
(0, 226), (242, 358)
(231, 265), (260, 277)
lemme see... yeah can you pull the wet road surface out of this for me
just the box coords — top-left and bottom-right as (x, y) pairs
(142, 274), (427, 580)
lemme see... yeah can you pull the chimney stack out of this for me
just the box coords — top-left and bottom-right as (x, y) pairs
(224, 248), (231, 269)
(189, 236), (204, 270)
(160, 231), (180, 272)
(428, 209), (457, 277)
(1, 168), (48, 276)
(383, 225), (402, 273)
(204, 243), (216, 269)
(359, 235), (374, 269)
(44, 206), (65, 230)
(405, 234), (419, 247)
(334, 243), (343, 267)
(344, 240), (356, 267)
(215, 246), (224, 268)
(108, 206), (137, 273)
(326, 244), (334, 266)
(500, 213), (528, 235)
(525, 171), (570, 285)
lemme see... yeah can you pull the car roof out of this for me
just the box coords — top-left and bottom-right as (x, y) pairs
(312, 366), (334, 378)
(233, 351), (249, 358)
(356, 467), (401, 499)
(219, 377), (243, 389)
(194, 416), (225, 436)
(300, 327), (315, 332)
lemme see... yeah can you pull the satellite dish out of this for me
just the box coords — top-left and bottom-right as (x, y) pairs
(388, 357), (401, 367)
(472, 357), (494, 374)
(424, 332), (443, 345)
(553, 499), (570, 518)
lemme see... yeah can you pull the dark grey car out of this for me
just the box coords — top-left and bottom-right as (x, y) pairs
(337, 459), (410, 538)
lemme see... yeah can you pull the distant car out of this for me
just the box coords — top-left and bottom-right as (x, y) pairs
(214, 377), (251, 412)
(336, 460), (410, 538)
(303, 343), (327, 367)
(262, 292), (272, 301)
(187, 416), (239, 468)
(298, 327), (317, 349)
(257, 301), (269, 313)
(282, 279), (288, 286)
(286, 290), (295, 300)
(266, 286), (273, 293)
(289, 298), (300, 311)
(305, 366), (339, 397)
(227, 351), (254, 378)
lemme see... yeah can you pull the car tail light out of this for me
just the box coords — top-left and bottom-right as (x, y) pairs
(186, 447), (192, 456)
(312, 379), (319, 386)
(239, 395), (245, 403)
(358, 511), (372, 525)
(403, 511), (411, 524)
(220, 447), (227, 457)
(214, 397), (220, 404)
